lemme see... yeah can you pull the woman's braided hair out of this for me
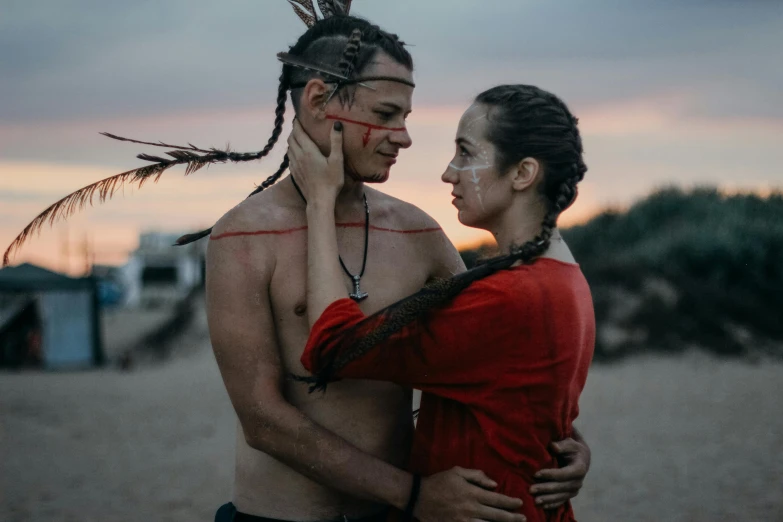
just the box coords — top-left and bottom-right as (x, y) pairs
(302, 84), (587, 391)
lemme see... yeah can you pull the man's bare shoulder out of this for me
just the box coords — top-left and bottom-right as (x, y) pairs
(206, 181), (302, 280)
(366, 188), (443, 233)
(210, 181), (300, 242)
(366, 189), (465, 278)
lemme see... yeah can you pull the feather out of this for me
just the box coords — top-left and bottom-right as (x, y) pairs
(333, 0), (352, 15)
(136, 153), (169, 163)
(287, 0), (318, 27)
(99, 132), (212, 153)
(315, 0), (352, 18)
(3, 163), (169, 266)
(277, 52), (348, 81)
(338, 28), (363, 79)
(2, 144), (244, 266)
(316, 0), (334, 17)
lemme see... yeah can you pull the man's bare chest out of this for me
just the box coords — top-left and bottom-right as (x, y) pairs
(267, 228), (431, 369)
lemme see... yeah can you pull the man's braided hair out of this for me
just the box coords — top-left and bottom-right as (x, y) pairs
(2, 12), (412, 265)
(178, 16), (412, 245)
(301, 84), (587, 392)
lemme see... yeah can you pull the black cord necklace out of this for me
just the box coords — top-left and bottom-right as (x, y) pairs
(290, 175), (370, 302)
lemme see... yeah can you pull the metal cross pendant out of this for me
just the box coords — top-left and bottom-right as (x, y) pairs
(349, 275), (368, 302)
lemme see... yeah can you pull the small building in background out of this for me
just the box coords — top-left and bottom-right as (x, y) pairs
(118, 232), (205, 308)
(0, 263), (104, 369)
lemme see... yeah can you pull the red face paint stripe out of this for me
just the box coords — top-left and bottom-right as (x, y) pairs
(325, 114), (406, 133)
(210, 224), (441, 241)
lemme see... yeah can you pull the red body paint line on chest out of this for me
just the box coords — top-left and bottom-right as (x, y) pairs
(326, 115), (406, 147)
(210, 224), (441, 241)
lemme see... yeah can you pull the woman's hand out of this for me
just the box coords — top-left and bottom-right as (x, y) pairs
(287, 119), (345, 207)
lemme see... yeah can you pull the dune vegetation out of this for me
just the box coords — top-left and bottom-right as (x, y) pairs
(460, 187), (783, 360)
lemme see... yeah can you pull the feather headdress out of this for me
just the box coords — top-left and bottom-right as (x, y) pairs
(2, 0), (415, 267)
(288, 0), (353, 27)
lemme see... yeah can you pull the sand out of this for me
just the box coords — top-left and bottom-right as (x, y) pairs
(2, 340), (782, 521)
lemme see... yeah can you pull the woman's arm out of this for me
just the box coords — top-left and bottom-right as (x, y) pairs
(287, 120), (353, 326)
(288, 120), (512, 394)
(301, 284), (514, 395)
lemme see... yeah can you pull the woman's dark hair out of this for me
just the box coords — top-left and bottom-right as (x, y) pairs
(302, 84), (587, 391)
(177, 16), (412, 244)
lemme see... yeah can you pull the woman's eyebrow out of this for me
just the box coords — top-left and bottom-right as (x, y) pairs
(456, 136), (477, 148)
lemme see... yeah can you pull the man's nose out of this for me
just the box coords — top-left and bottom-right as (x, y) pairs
(389, 126), (412, 149)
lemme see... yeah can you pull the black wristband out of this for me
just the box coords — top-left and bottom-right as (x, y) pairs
(402, 474), (422, 522)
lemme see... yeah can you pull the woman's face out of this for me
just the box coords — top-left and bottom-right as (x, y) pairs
(441, 103), (512, 229)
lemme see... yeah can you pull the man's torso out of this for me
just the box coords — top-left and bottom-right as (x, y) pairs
(215, 181), (451, 518)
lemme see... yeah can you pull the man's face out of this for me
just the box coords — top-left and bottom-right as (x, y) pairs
(321, 52), (414, 183)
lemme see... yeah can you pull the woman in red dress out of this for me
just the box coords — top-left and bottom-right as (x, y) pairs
(289, 84), (594, 522)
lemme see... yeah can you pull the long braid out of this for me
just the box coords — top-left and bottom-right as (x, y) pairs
(245, 27), (363, 198)
(300, 84), (587, 391)
(1, 14), (416, 264)
(246, 66), (292, 198)
(255, 67), (290, 161)
(175, 69), (292, 246)
(178, 19), (406, 246)
(174, 155), (292, 245)
(248, 154), (290, 198)
(317, 178), (577, 384)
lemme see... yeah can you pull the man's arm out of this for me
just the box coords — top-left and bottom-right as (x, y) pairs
(206, 229), (411, 509)
(206, 221), (524, 522)
(530, 427), (591, 510)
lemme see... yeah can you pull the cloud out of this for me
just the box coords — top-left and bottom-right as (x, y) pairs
(2, 0), (781, 265)
(2, 0), (781, 124)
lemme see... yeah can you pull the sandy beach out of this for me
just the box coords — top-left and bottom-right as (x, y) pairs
(2, 334), (782, 521)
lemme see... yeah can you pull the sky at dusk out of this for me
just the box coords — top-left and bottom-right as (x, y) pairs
(2, 0), (782, 274)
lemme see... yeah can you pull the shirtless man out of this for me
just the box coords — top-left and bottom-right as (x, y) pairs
(206, 14), (590, 522)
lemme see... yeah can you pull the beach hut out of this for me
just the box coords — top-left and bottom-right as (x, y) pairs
(0, 263), (104, 369)
(121, 232), (205, 307)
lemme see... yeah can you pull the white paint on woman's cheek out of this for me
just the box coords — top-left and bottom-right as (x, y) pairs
(448, 163), (492, 176)
(475, 143), (491, 163)
(472, 172), (486, 211)
(448, 162), (493, 211)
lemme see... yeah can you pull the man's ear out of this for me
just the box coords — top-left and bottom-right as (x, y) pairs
(302, 79), (331, 119)
(510, 157), (541, 192)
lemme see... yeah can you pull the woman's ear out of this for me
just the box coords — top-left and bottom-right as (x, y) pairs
(302, 78), (331, 119)
(510, 157), (541, 192)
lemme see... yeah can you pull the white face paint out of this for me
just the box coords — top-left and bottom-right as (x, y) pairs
(447, 163), (491, 210)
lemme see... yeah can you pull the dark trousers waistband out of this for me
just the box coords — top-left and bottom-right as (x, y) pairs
(215, 502), (389, 522)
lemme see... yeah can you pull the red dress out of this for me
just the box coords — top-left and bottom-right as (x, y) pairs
(302, 258), (595, 522)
